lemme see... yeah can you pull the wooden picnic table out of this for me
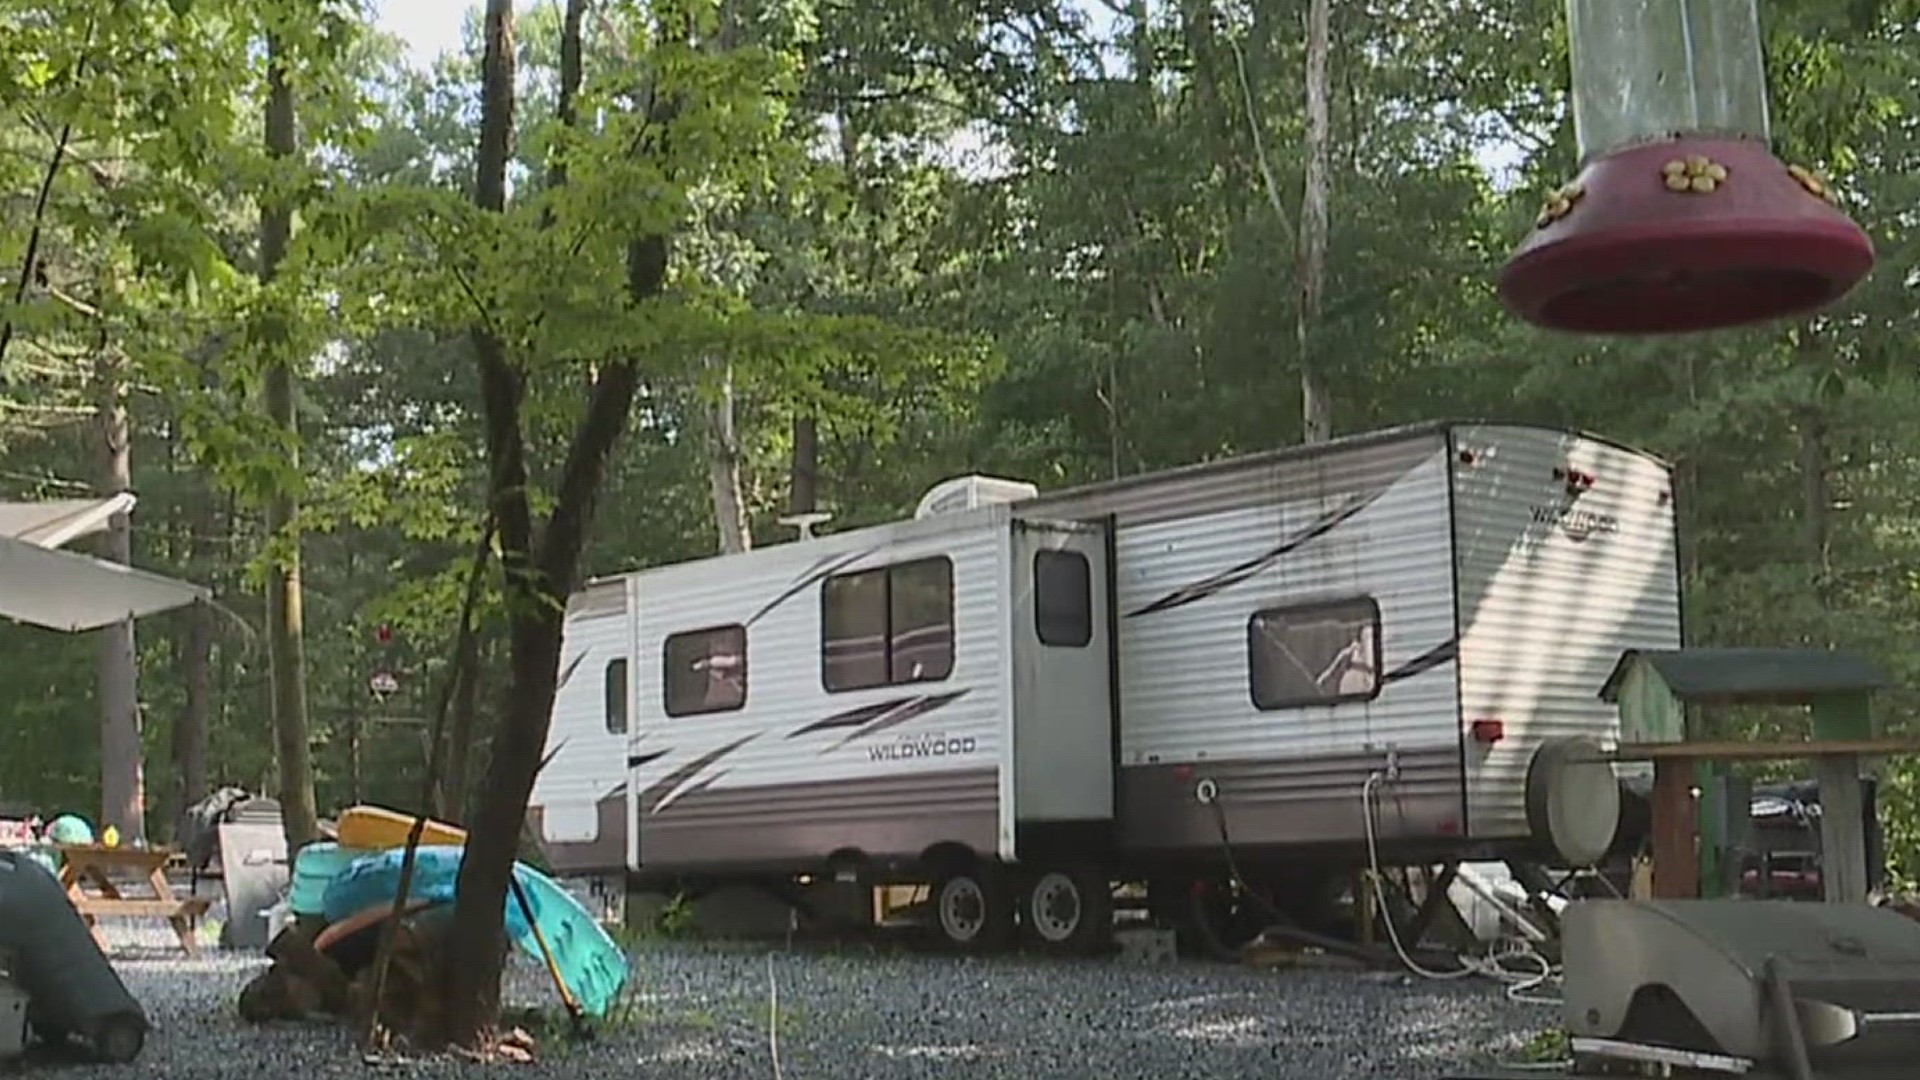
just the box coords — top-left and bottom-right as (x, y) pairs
(56, 843), (210, 955)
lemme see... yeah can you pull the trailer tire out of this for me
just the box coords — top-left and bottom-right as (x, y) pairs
(933, 867), (1014, 953)
(1020, 867), (1113, 955)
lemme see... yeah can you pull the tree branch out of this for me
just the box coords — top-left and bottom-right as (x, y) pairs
(1, 41), (89, 373)
(536, 233), (666, 594)
(1227, 31), (1296, 246)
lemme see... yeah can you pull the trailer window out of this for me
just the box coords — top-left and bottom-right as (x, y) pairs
(663, 624), (748, 717)
(604, 658), (629, 734)
(822, 556), (954, 692)
(1034, 549), (1092, 647)
(1247, 597), (1382, 710)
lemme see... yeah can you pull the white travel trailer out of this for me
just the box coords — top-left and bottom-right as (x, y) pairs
(530, 421), (1682, 952)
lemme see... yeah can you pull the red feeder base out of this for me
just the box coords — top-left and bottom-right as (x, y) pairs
(1498, 136), (1875, 335)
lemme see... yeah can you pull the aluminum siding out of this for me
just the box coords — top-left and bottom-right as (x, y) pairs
(1031, 431), (1465, 849)
(1451, 424), (1682, 841)
(530, 576), (634, 869)
(629, 510), (1011, 871)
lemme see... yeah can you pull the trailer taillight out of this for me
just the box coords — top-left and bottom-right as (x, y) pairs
(1470, 718), (1506, 744)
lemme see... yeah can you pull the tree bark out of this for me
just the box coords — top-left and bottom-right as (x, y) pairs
(705, 359), (750, 554)
(262, 31), (320, 854)
(1797, 404), (1832, 598)
(1297, 0), (1333, 444)
(94, 340), (143, 841)
(438, 618), (484, 822)
(441, 0), (668, 1047)
(790, 416), (817, 516)
(176, 599), (214, 825)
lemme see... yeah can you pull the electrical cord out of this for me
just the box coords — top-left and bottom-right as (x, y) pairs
(1360, 771), (1564, 1006)
(1197, 774), (1562, 1005)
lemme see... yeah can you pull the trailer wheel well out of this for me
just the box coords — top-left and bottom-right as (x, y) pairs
(919, 842), (979, 877)
(825, 848), (869, 875)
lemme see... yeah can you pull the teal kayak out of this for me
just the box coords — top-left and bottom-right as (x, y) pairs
(289, 841), (376, 916)
(320, 845), (628, 1017)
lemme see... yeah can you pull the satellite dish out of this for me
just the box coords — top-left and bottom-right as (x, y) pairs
(1525, 736), (1622, 868)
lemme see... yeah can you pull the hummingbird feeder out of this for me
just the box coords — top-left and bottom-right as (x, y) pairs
(1498, 0), (1875, 335)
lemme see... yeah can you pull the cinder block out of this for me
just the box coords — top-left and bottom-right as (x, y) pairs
(1115, 927), (1177, 964)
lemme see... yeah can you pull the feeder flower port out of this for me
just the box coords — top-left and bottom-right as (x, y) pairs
(1498, 0), (1874, 336)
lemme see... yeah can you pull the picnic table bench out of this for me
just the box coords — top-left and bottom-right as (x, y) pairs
(57, 843), (210, 955)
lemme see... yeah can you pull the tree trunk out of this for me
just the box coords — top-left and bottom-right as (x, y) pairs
(1297, 0), (1333, 444)
(442, 0), (668, 1047)
(176, 600), (213, 825)
(1796, 404), (1832, 602)
(790, 416), (817, 516)
(262, 32), (320, 854)
(94, 342), (143, 842)
(438, 618), (484, 822)
(705, 358), (750, 554)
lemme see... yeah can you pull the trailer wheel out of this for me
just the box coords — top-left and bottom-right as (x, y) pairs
(1020, 867), (1113, 955)
(934, 867), (1013, 952)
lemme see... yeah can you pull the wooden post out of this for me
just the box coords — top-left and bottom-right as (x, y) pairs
(1812, 692), (1879, 898)
(1651, 757), (1699, 899)
(1814, 753), (1869, 903)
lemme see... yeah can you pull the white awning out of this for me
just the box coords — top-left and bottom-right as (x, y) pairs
(0, 493), (137, 548)
(0, 532), (209, 633)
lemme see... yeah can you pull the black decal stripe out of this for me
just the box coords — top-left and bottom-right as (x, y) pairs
(825, 689), (971, 752)
(1382, 638), (1458, 684)
(598, 780), (628, 802)
(639, 732), (757, 807)
(788, 697), (908, 738)
(556, 650), (588, 691)
(627, 749), (671, 768)
(746, 545), (881, 627)
(1126, 485), (1393, 618)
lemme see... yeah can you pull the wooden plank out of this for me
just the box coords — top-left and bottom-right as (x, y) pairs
(1814, 754), (1870, 903)
(1651, 758), (1698, 900)
(1598, 738), (1920, 762)
(76, 898), (210, 918)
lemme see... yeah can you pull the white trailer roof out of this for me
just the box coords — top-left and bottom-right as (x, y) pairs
(0, 495), (209, 632)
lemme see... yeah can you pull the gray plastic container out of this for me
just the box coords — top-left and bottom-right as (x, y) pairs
(0, 850), (147, 1063)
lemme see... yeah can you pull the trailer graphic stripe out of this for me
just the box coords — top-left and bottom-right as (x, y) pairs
(786, 698), (902, 738)
(1381, 637), (1457, 684)
(555, 649), (587, 690)
(821, 689), (971, 753)
(1126, 485), (1393, 617)
(745, 545), (880, 627)
(637, 732), (758, 810)
(627, 749), (671, 768)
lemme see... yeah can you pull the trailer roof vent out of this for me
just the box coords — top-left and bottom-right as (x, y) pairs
(913, 475), (1039, 520)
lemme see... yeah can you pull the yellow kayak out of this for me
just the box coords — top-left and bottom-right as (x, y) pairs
(334, 804), (467, 850)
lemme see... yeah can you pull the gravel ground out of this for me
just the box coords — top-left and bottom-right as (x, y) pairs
(37, 922), (1556, 1079)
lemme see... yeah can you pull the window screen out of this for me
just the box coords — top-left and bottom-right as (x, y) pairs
(1248, 597), (1382, 710)
(663, 624), (748, 717)
(604, 658), (629, 734)
(822, 556), (954, 692)
(1034, 549), (1092, 647)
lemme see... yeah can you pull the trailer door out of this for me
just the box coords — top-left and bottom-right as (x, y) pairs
(1010, 519), (1114, 827)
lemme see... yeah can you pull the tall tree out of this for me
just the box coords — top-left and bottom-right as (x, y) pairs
(261, 26), (320, 853)
(1297, 0), (1332, 443)
(441, 0), (665, 1043)
(94, 330), (141, 839)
